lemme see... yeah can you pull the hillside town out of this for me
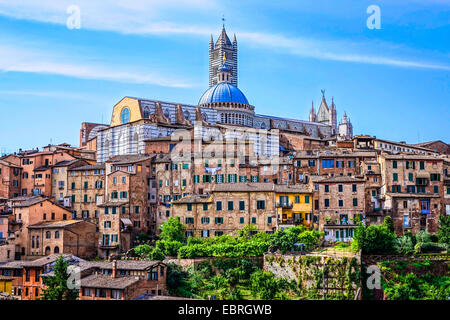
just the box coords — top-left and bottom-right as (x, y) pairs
(0, 26), (449, 301)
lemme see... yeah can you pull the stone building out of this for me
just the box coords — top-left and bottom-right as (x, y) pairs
(173, 183), (278, 236)
(51, 159), (89, 205)
(0, 159), (21, 198)
(317, 176), (366, 242)
(379, 153), (444, 234)
(8, 197), (74, 260)
(66, 163), (105, 223)
(97, 155), (153, 258)
(27, 220), (97, 258)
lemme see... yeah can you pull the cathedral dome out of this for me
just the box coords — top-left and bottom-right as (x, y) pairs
(198, 82), (249, 105)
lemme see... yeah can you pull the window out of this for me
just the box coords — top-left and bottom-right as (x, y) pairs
(201, 217), (210, 224)
(111, 290), (122, 299)
(120, 107), (130, 124)
(353, 198), (358, 207)
(185, 217), (194, 224)
(338, 200), (343, 207)
(324, 199), (330, 208)
(55, 231), (60, 239)
(239, 217), (245, 224)
(324, 185), (329, 192)
(256, 200), (265, 210)
(95, 289), (107, 298)
(305, 196), (310, 204)
(251, 217), (256, 224)
(239, 176), (247, 182)
(203, 203), (208, 211)
(294, 196), (300, 203)
(201, 230), (210, 237)
(216, 201), (222, 211)
(187, 204), (192, 211)
(215, 217), (223, 224)
(82, 288), (92, 297)
(135, 206), (140, 214)
(419, 161), (425, 170)
(322, 159), (334, 168)
(308, 160), (315, 167)
(267, 216), (272, 224)
(239, 201), (245, 210)
(433, 186), (439, 194)
(393, 173), (398, 182)
(393, 161), (397, 169)
(338, 185), (343, 192)
(430, 174), (441, 181)
(227, 201), (234, 211)
(403, 215), (410, 227)
(348, 161), (355, 168)
(336, 161), (344, 168)
(352, 184), (357, 192)
(46, 231), (51, 239)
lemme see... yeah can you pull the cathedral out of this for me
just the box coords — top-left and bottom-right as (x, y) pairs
(85, 25), (353, 163)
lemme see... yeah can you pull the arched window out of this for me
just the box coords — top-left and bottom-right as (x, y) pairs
(54, 246), (60, 254)
(120, 107), (130, 124)
(45, 247), (51, 255)
(55, 231), (60, 239)
(45, 231), (51, 239)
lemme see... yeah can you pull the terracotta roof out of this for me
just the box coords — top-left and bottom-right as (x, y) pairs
(386, 193), (441, 198)
(274, 184), (312, 193)
(382, 153), (442, 160)
(23, 254), (84, 268)
(71, 163), (105, 171)
(214, 183), (275, 192)
(0, 159), (21, 168)
(317, 176), (365, 183)
(173, 195), (212, 204)
(106, 154), (153, 165)
(12, 196), (47, 208)
(28, 220), (83, 229)
(0, 261), (27, 269)
(52, 159), (83, 167)
(80, 274), (140, 289)
(91, 260), (163, 271)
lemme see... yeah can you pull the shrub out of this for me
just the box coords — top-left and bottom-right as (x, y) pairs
(351, 224), (397, 254)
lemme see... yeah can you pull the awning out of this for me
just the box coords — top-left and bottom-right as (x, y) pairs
(120, 218), (133, 226)
(416, 172), (430, 179)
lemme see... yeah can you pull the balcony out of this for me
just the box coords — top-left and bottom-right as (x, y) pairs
(276, 202), (293, 209)
(278, 218), (303, 225)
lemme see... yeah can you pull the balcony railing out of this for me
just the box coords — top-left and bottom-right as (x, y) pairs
(278, 218), (303, 225)
(276, 202), (293, 209)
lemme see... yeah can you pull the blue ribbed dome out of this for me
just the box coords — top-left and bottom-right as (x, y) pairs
(199, 82), (249, 105)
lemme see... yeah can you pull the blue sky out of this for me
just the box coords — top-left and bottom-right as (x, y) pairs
(0, 0), (449, 154)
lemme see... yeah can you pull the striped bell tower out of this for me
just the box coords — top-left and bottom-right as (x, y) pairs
(209, 25), (238, 87)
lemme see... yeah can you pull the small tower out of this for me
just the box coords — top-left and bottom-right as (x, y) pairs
(330, 97), (337, 135)
(309, 101), (316, 122)
(338, 111), (353, 140)
(217, 54), (232, 83)
(209, 24), (238, 87)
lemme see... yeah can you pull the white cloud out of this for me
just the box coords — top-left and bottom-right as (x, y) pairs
(0, 0), (448, 73)
(0, 43), (195, 87)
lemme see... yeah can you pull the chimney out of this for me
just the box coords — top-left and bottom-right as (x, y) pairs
(112, 260), (117, 278)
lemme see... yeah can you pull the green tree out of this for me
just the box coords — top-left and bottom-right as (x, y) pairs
(40, 256), (79, 300)
(159, 217), (186, 243)
(383, 216), (395, 234)
(437, 214), (450, 246)
(250, 271), (279, 299)
(351, 224), (397, 254)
